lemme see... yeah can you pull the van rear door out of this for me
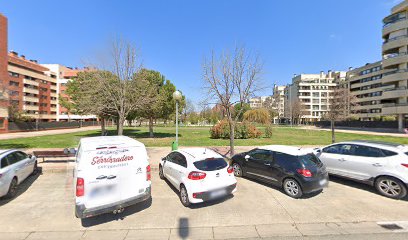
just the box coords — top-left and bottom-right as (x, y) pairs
(80, 147), (134, 209)
(119, 146), (149, 201)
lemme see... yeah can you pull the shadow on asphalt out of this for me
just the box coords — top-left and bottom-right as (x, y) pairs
(0, 167), (43, 206)
(163, 178), (235, 209)
(240, 176), (323, 199)
(329, 175), (408, 201)
(80, 197), (153, 227)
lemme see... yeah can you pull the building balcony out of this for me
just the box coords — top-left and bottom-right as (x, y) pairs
(50, 107), (57, 112)
(50, 100), (58, 105)
(23, 87), (39, 95)
(23, 96), (39, 103)
(383, 52), (408, 68)
(50, 85), (58, 90)
(383, 35), (408, 52)
(350, 78), (383, 89)
(50, 92), (57, 98)
(382, 103), (408, 115)
(382, 87), (408, 99)
(23, 78), (39, 87)
(382, 18), (408, 37)
(381, 69), (408, 83)
(352, 104), (383, 111)
(23, 105), (39, 111)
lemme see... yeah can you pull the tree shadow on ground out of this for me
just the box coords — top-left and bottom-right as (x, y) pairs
(0, 143), (30, 149)
(0, 167), (43, 206)
(77, 128), (178, 138)
(163, 178), (234, 208)
(329, 175), (408, 201)
(80, 197), (152, 227)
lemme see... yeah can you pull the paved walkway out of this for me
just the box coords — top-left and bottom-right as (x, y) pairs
(0, 126), (101, 140)
(299, 126), (408, 138)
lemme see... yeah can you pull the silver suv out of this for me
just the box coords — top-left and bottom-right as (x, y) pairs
(315, 140), (408, 199)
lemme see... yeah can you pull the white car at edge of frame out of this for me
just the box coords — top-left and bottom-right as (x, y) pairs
(159, 148), (237, 207)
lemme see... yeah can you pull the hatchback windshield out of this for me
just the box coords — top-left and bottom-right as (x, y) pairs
(193, 158), (228, 171)
(299, 154), (323, 168)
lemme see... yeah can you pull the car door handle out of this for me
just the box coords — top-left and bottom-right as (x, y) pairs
(15, 168), (20, 172)
(264, 163), (271, 166)
(96, 175), (107, 180)
(107, 175), (116, 179)
(338, 158), (346, 162)
(372, 163), (383, 167)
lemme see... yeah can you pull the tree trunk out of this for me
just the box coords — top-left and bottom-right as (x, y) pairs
(149, 117), (154, 137)
(117, 116), (124, 135)
(101, 117), (106, 136)
(331, 119), (335, 143)
(228, 119), (235, 156)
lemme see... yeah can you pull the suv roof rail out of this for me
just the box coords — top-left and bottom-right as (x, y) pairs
(348, 140), (403, 147)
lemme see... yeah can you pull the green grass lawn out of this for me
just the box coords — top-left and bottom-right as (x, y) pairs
(2, 126), (408, 149)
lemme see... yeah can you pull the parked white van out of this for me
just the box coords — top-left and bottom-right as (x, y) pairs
(74, 136), (151, 218)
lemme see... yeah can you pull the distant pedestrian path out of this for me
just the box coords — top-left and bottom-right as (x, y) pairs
(299, 126), (408, 138)
(0, 126), (101, 140)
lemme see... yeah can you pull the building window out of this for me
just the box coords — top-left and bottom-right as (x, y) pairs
(9, 81), (19, 87)
(8, 72), (19, 78)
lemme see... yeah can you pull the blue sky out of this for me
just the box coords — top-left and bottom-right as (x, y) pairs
(1, 0), (400, 107)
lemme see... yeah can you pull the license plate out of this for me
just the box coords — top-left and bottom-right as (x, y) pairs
(319, 179), (327, 186)
(210, 189), (227, 199)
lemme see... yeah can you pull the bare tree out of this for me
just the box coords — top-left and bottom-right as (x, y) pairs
(92, 38), (142, 135)
(325, 87), (357, 143)
(202, 46), (263, 155)
(289, 98), (304, 125)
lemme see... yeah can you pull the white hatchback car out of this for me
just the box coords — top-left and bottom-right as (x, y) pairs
(159, 148), (237, 207)
(315, 140), (408, 199)
(0, 149), (38, 199)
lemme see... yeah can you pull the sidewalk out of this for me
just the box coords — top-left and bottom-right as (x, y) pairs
(299, 126), (408, 138)
(0, 126), (101, 140)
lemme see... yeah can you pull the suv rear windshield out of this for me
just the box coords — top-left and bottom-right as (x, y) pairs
(298, 154), (323, 168)
(193, 158), (228, 171)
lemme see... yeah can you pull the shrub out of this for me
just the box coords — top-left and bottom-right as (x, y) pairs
(382, 116), (396, 121)
(210, 120), (262, 139)
(265, 125), (273, 138)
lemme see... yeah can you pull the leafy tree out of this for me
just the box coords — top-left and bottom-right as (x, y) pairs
(58, 94), (76, 121)
(8, 103), (33, 122)
(243, 108), (271, 124)
(233, 103), (250, 121)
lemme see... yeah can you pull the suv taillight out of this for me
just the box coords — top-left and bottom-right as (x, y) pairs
(402, 163), (408, 168)
(227, 166), (233, 174)
(297, 169), (312, 177)
(188, 171), (206, 180)
(76, 178), (84, 197)
(146, 165), (151, 181)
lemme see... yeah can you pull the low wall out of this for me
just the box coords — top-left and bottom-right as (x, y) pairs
(8, 121), (100, 132)
(313, 121), (399, 129)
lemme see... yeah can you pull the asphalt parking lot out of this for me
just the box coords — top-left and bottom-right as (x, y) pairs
(0, 166), (408, 240)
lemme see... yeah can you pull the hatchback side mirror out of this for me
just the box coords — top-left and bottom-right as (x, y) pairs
(28, 154), (33, 159)
(162, 157), (166, 162)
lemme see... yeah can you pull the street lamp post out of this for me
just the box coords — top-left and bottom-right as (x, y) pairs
(172, 90), (182, 149)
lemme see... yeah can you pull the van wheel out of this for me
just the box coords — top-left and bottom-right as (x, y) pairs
(375, 176), (407, 199)
(179, 185), (190, 207)
(5, 178), (18, 199)
(283, 178), (303, 198)
(159, 165), (165, 180)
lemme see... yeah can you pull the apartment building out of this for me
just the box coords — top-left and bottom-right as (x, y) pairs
(347, 62), (386, 120)
(249, 96), (270, 109)
(284, 71), (346, 122)
(7, 51), (58, 121)
(42, 64), (97, 121)
(381, 0), (408, 131)
(0, 14), (8, 132)
(272, 85), (285, 123)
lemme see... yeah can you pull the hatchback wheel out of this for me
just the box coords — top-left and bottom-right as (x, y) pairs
(232, 163), (243, 177)
(179, 185), (190, 207)
(283, 178), (303, 198)
(5, 178), (18, 199)
(32, 161), (38, 175)
(375, 176), (407, 199)
(159, 166), (165, 180)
